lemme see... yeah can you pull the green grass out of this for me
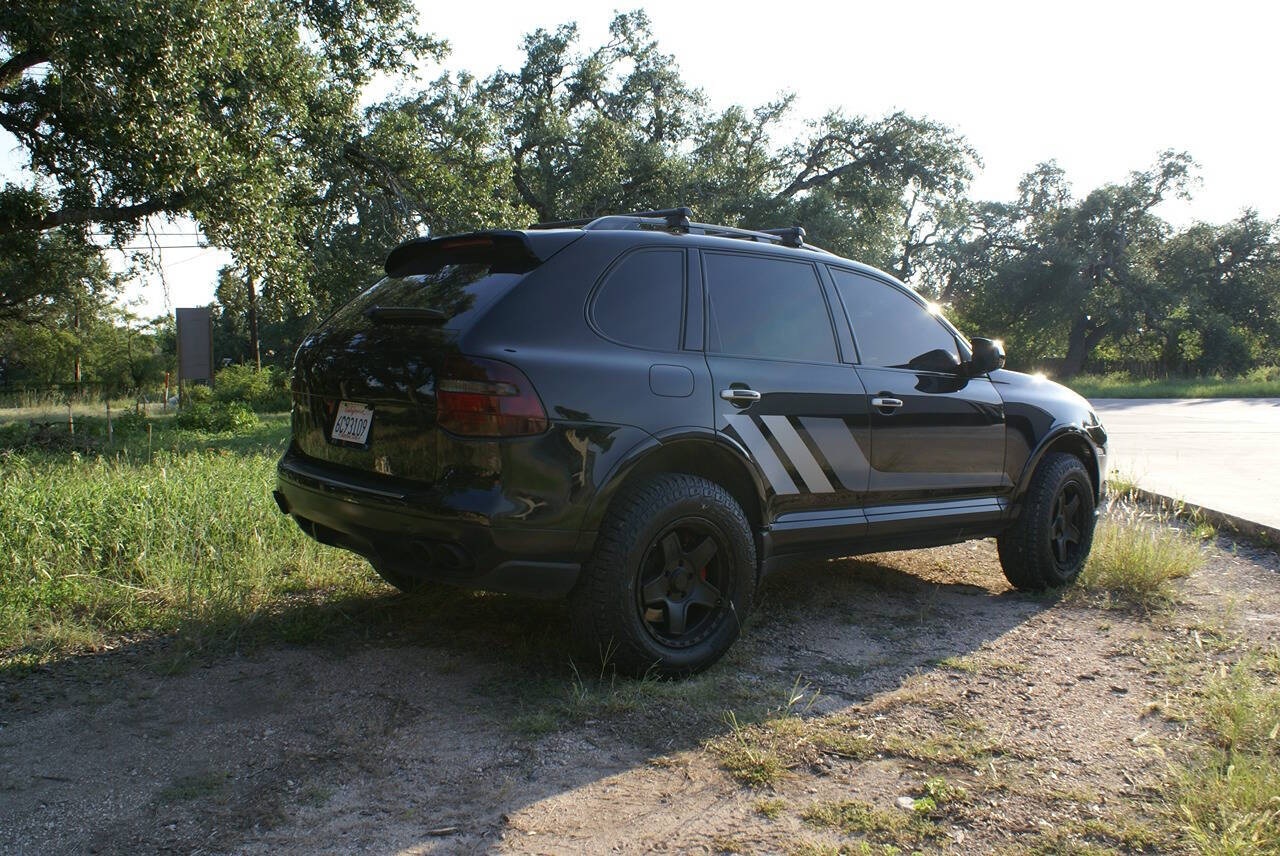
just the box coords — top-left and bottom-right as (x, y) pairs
(1075, 508), (1203, 611)
(0, 412), (379, 669)
(1168, 656), (1280, 855)
(800, 798), (943, 849)
(1066, 367), (1280, 399)
(755, 797), (787, 819)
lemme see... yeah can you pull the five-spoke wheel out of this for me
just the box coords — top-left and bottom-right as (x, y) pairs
(997, 452), (1097, 590)
(638, 522), (730, 646)
(571, 474), (756, 677)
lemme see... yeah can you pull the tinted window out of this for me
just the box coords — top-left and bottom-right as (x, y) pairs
(592, 249), (685, 350)
(704, 253), (837, 363)
(830, 269), (960, 371)
(329, 263), (521, 332)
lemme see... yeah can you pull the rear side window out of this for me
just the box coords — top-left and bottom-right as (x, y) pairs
(591, 249), (685, 351)
(829, 269), (960, 371)
(704, 253), (837, 363)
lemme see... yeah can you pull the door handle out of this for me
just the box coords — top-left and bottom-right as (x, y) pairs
(871, 396), (904, 410)
(720, 388), (762, 404)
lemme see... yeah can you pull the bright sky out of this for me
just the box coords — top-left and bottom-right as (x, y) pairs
(4, 0), (1277, 318)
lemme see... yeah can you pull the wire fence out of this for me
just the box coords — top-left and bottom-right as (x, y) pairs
(0, 382), (178, 419)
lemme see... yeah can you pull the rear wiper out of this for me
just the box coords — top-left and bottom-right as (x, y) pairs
(365, 305), (448, 324)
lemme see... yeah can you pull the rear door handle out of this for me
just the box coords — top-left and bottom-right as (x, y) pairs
(720, 388), (762, 404)
(871, 397), (904, 410)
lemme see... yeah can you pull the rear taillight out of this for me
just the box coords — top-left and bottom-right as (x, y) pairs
(436, 356), (548, 437)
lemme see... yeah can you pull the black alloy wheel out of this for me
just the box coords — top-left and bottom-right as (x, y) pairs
(637, 519), (732, 648)
(1049, 481), (1087, 569)
(997, 452), (1097, 591)
(570, 473), (757, 677)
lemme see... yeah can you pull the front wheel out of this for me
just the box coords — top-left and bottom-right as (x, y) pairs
(997, 452), (1097, 591)
(570, 474), (757, 678)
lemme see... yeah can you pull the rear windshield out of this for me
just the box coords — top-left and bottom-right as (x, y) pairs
(330, 263), (523, 332)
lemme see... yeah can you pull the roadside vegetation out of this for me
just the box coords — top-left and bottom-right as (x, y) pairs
(0, 412), (382, 671)
(1067, 366), (1280, 399)
(1076, 505), (1205, 611)
(1172, 655), (1280, 855)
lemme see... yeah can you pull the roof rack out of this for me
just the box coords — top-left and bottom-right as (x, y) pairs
(530, 207), (692, 231)
(760, 226), (807, 249)
(529, 206), (829, 253)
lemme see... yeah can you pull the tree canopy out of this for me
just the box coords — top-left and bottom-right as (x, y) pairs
(1, 7), (1276, 390)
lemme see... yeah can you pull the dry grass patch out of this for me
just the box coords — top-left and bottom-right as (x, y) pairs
(801, 798), (944, 850)
(1075, 507), (1203, 611)
(755, 797), (787, 819)
(1170, 656), (1280, 855)
(709, 708), (876, 788)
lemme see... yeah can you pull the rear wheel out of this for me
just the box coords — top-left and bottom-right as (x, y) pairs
(997, 452), (1097, 591)
(570, 474), (756, 677)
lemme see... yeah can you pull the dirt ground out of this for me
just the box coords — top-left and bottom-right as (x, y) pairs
(2, 530), (1278, 855)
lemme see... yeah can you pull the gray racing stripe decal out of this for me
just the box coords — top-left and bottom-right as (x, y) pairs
(726, 415), (798, 495)
(799, 417), (870, 491)
(760, 415), (834, 493)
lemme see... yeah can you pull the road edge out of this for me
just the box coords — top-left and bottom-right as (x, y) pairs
(1123, 486), (1279, 548)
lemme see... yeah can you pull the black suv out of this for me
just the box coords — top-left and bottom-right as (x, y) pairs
(275, 207), (1107, 675)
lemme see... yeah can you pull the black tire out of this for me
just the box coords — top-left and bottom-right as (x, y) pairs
(570, 474), (757, 678)
(997, 452), (1097, 591)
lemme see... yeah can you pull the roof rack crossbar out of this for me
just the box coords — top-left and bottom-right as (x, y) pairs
(530, 207), (692, 231)
(529, 206), (831, 253)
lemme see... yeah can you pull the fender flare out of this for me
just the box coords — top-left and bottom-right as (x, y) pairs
(1015, 424), (1103, 504)
(578, 426), (770, 536)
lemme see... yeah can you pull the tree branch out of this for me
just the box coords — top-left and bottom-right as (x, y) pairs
(509, 152), (550, 221)
(0, 50), (48, 89)
(0, 195), (183, 235)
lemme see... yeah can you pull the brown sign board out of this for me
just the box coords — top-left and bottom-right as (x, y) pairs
(175, 307), (214, 382)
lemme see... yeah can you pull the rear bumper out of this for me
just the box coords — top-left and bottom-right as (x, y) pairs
(275, 450), (582, 598)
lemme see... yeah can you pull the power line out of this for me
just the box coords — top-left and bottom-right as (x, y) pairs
(97, 244), (211, 250)
(90, 232), (204, 237)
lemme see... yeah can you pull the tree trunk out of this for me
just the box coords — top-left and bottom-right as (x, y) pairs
(1061, 315), (1108, 377)
(246, 270), (261, 370)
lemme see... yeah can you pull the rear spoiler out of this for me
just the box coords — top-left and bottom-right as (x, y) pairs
(384, 230), (581, 277)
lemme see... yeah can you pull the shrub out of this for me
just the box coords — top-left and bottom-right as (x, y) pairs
(174, 400), (259, 433)
(213, 364), (290, 412)
(111, 409), (150, 435)
(185, 384), (213, 404)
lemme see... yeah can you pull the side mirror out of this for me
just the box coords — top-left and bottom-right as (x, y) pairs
(968, 337), (1006, 376)
(907, 347), (963, 374)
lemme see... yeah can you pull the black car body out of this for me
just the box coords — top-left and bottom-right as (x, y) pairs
(276, 208), (1107, 674)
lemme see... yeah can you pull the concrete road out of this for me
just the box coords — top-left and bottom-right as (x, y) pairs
(1091, 398), (1280, 532)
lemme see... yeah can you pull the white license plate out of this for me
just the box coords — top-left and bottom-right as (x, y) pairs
(330, 401), (373, 445)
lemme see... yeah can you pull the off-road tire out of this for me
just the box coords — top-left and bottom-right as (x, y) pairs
(570, 473), (757, 678)
(997, 452), (1096, 591)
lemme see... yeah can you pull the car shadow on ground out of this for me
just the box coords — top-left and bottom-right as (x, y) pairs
(0, 544), (1056, 854)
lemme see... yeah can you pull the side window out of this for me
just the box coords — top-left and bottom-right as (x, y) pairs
(829, 269), (960, 372)
(704, 253), (837, 363)
(591, 249), (685, 350)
